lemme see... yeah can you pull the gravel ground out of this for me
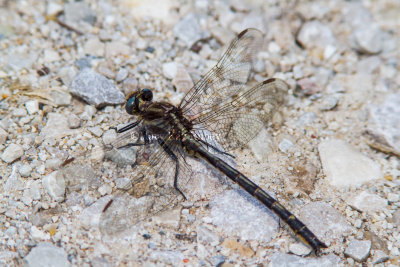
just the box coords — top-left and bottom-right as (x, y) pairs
(0, 0), (400, 266)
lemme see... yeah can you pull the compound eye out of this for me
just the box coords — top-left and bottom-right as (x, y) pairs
(141, 88), (153, 101)
(125, 96), (137, 115)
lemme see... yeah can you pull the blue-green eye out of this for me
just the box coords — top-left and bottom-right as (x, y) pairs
(125, 96), (136, 115)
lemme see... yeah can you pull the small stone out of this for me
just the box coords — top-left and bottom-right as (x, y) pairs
(64, 1), (96, 25)
(123, 77), (138, 95)
(115, 177), (132, 190)
(12, 108), (27, 117)
(105, 41), (130, 58)
(173, 13), (207, 47)
(320, 95), (338, 111)
(210, 190), (279, 241)
(344, 240), (371, 262)
(196, 225), (219, 245)
(278, 138), (294, 153)
(318, 139), (382, 186)
(387, 193), (399, 203)
(289, 243), (312, 256)
(49, 89), (72, 107)
(357, 56), (381, 74)
(19, 164), (32, 177)
(42, 171), (65, 202)
(68, 113), (81, 129)
(209, 255), (225, 266)
(269, 253), (340, 267)
(70, 68), (125, 107)
(115, 68), (128, 82)
(45, 158), (63, 170)
(372, 250), (389, 264)
(352, 24), (383, 54)
(296, 112), (318, 127)
(172, 67), (193, 94)
(1, 143), (24, 163)
(43, 50), (60, 63)
(297, 21), (336, 49)
(25, 100), (39, 114)
(248, 129), (273, 161)
(222, 239), (254, 257)
(46, 2), (63, 16)
(89, 126), (103, 137)
(41, 113), (77, 139)
(84, 37), (105, 57)
(162, 62), (178, 80)
(98, 184), (112, 196)
(297, 78), (319, 95)
(299, 202), (353, 243)
(30, 227), (50, 242)
(104, 146), (137, 167)
(347, 191), (387, 213)
(97, 65), (115, 79)
(24, 242), (69, 267)
(0, 127), (8, 144)
(152, 208), (181, 229)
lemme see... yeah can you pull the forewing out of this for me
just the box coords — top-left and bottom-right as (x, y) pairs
(192, 79), (289, 151)
(179, 28), (264, 117)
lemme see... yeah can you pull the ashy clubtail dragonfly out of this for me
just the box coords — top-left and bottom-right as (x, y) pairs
(69, 28), (327, 253)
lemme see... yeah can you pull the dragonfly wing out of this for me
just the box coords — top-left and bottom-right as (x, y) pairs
(179, 28), (264, 118)
(192, 78), (289, 151)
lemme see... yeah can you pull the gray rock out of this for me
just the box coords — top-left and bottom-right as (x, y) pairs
(49, 88), (72, 107)
(196, 225), (219, 246)
(70, 68), (125, 107)
(42, 171), (65, 202)
(115, 68), (128, 82)
(209, 255), (225, 266)
(24, 243), (69, 267)
(288, 243), (312, 256)
(83, 37), (105, 57)
(152, 208), (181, 230)
(347, 191), (387, 213)
(278, 138), (294, 154)
(173, 13), (207, 47)
(357, 56), (381, 74)
(296, 112), (318, 127)
(18, 164), (32, 177)
(320, 95), (338, 111)
(367, 93), (400, 153)
(12, 108), (27, 117)
(318, 139), (382, 186)
(299, 202), (353, 243)
(372, 250), (389, 264)
(89, 126), (103, 137)
(248, 129), (273, 161)
(1, 143), (24, 163)
(41, 113), (77, 139)
(64, 1), (96, 25)
(0, 127), (7, 144)
(297, 21), (336, 49)
(344, 239), (371, 262)
(102, 129), (117, 145)
(269, 253), (340, 267)
(67, 113), (81, 129)
(162, 62), (178, 80)
(104, 146), (137, 167)
(105, 41), (130, 58)
(209, 189), (279, 241)
(25, 100), (39, 114)
(352, 24), (383, 54)
(45, 158), (63, 170)
(114, 177), (132, 190)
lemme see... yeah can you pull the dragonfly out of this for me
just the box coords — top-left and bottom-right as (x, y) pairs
(65, 28), (327, 253)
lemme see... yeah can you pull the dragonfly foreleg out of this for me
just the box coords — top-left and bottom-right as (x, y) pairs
(157, 138), (187, 200)
(113, 119), (142, 133)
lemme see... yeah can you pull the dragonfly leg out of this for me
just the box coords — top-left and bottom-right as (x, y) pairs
(157, 138), (187, 200)
(112, 120), (142, 133)
(198, 139), (235, 159)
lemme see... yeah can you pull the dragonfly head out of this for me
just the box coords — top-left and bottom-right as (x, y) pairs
(125, 88), (153, 115)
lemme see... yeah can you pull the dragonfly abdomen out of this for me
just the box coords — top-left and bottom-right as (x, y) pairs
(189, 139), (327, 253)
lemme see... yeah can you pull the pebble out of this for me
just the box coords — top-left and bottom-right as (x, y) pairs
(98, 184), (112, 196)
(49, 88), (72, 107)
(88, 126), (103, 137)
(25, 100), (39, 114)
(64, 1), (97, 26)
(387, 193), (399, 203)
(367, 93), (400, 153)
(372, 250), (389, 264)
(248, 129), (273, 161)
(269, 253), (340, 267)
(319, 95), (338, 111)
(30, 226), (50, 242)
(152, 208), (181, 230)
(296, 112), (318, 127)
(104, 146), (137, 167)
(12, 108), (27, 117)
(171, 67), (193, 94)
(42, 171), (65, 202)
(299, 202), (353, 243)
(318, 139), (382, 186)
(1, 143), (24, 163)
(67, 113), (81, 129)
(105, 41), (130, 58)
(278, 138), (294, 154)
(222, 239), (254, 257)
(41, 113), (77, 139)
(352, 24), (383, 54)
(288, 243), (312, 256)
(344, 239), (371, 262)
(0, 127), (7, 144)
(347, 191), (387, 213)
(24, 242), (69, 267)
(209, 190), (279, 241)
(209, 255), (226, 266)
(357, 56), (381, 74)
(173, 13), (205, 47)
(18, 164), (32, 177)
(115, 68), (128, 82)
(162, 62), (178, 80)
(70, 68), (125, 107)
(123, 77), (138, 95)
(83, 37), (105, 57)
(114, 177), (132, 190)
(297, 21), (336, 49)
(45, 158), (63, 170)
